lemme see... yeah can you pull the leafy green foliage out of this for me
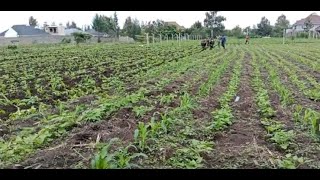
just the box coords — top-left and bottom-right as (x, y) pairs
(72, 32), (92, 44)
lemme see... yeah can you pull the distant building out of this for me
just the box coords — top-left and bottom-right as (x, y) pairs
(0, 25), (49, 37)
(287, 13), (320, 34)
(164, 21), (186, 31)
(43, 22), (65, 35)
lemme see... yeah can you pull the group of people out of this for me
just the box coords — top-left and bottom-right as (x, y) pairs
(200, 34), (251, 50)
(201, 35), (227, 51)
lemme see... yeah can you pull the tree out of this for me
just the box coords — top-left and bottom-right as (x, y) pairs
(113, 12), (120, 39)
(231, 25), (243, 38)
(273, 14), (290, 37)
(243, 26), (251, 35)
(185, 21), (207, 38)
(29, 16), (38, 27)
(71, 21), (77, 28)
(257, 17), (273, 36)
(122, 16), (141, 39)
(92, 14), (119, 42)
(72, 32), (92, 44)
(203, 11), (226, 37)
(304, 16), (313, 32)
(66, 22), (70, 28)
(191, 21), (202, 29)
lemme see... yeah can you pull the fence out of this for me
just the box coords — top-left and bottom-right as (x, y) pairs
(0, 35), (135, 46)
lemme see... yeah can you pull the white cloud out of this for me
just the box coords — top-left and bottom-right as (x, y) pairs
(0, 11), (318, 32)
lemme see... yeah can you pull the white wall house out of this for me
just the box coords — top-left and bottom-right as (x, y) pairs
(4, 28), (18, 37)
(287, 13), (320, 35)
(43, 22), (65, 35)
(0, 25), (49, 37)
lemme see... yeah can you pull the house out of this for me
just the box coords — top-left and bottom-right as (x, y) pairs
(0, 25), (49, 38)
(290, 13), (320, 33)
(43, 22), (65, 35)
(65, 28), (84, 36)
(164, 21), (186, 31)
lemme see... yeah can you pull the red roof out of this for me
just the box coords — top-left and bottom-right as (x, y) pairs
(294, 13), (320, 25)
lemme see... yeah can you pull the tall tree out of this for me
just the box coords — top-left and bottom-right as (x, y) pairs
(186, 21), (207, 38)
(70, 21), (77, 28)
(191, 21), (202, 29)
(66, 22), (70, 28)
(243, 26), (251, 35)
(203, 11), (226, 37)
(92, 14), (117, 42)
(122, 16), (141, 39)
(273, 14), (290, 37)
(231, 25), (243, 38)
(113, 12), (120, 38)
(29, 16), (38, 27)
(304, 16), (313, 32)
(257, 17), (273, 36)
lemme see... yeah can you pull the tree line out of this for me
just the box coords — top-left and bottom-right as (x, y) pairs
(28, 12), (313, 41)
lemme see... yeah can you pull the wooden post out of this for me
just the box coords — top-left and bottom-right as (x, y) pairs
(152, 34), (155, 45)
(167, 35), (168, 43)
(146, 33), (149, 46)
(160, 34), (162, 44)
(283, 29), (285, 44)
(179, 33), (181, 46)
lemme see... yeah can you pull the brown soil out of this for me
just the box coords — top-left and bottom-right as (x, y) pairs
(205, 52), (281, 169)
(14, 71), (194, 169)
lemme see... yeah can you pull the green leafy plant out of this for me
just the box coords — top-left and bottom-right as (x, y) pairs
(210, 107), (233, 131)
(134, 122), (149, 151)
(270, 130), (295, 150)
(169, 139), (213, 169)
(159, 93), (177, 105)
(132, 106), (153, 118)
(276, 154), (310, 169)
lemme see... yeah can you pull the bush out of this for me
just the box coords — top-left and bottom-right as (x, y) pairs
(134, 35), (146, 43)
(8, 45), (17, 49)
(61, 38), (71, 44)
(296, 32), (309, 38)
(72, 32), (92, 44)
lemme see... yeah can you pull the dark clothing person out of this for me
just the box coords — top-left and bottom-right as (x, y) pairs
(209, 39), (214, 49)
(221, 35), (226, 49)
(201, 39), (207, 50)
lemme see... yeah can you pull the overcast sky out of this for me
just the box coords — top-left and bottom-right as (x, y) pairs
(0, 11), (318, 32)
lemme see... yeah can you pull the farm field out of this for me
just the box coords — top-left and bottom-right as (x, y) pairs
(0, 40), (319, 169)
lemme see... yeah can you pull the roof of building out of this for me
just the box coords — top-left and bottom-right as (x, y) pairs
(0, 29), (8, 36)
(294, 13), (320, 26)
(164, 21), (185, 30)
(9, 25), (49, 36)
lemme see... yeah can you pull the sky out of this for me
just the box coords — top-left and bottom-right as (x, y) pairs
(0, 11), (318, 32)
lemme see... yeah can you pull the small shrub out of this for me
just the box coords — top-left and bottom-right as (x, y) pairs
(61, 38), (71, 44)
(72, 32), (92, 44)
(8, 45), (17, 49)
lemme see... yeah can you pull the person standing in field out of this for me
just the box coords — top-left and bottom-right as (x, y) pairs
(221, 35), (226, 49)
(209, 37), (215, 50)
(216, 35), (221, 48)
(245, 35), (250, 44)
